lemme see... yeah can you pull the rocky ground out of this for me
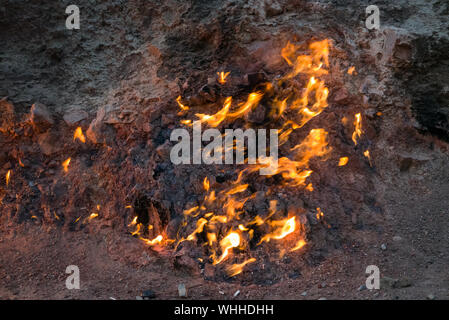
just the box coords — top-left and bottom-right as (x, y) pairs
(0, 0), (448, 299)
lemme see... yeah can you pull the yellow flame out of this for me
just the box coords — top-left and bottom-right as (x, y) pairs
(213, 231), (240, 265)
(226, 258), (256, 277)
(6, 170), (11, 186)
(260, 217), (296, 244)
(88, 213), (98, 221)
(347, 66), (356, 75)
(62, 158), (71, 172)
(352, 113), (362, 145)
(73, 127), (86, 143)
(176, 96), (189, 111)
(338, 157), (349, 166)
(217, 71), (230, 85)
(291, 239), (307, 251)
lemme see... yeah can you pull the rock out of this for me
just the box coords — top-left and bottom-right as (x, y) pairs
(380, 244), (387, 251)
(333, 87), (349, 103)
(141, 289), (156, 299)
(37, 132), (63, 156)
(178, 283), (187, 297)
(393, 236), (402, 242)
(301, 291), (307, 296)
(136, 296), (143, 300)
(358, 284), (367, 291)
(63, 108), (89, 127)
(86, 105), (115, 145)
(264, 0), (283, 17)
(318, 297), (327, 300)
(30, 103), (54, 132)
(204, 263), (215, 279)
(173, 255), (200, 275)
(381, 276), (398, 288)
(396, 278), (412, 288)
(427, 294), (435, 300)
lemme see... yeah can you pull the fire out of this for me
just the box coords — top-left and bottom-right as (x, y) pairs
(6, 170), (11, 186)
(88, 213), (98, 221)
(352, 113), (362, 145)
(213, 231), (240, 265)
(260, 216), (296, 244)
(291, 239), (306, 251)
(226, 258), (256, 277)
(338, 157), (349, 166)
(217, 71), (230, 85)
(364, 150), (372, 166)
(73, 127), (86, 143)
(347, 66), (356, 75)
(203, 177), (210, 192)
(62, 158), (71, 172)
(176, 96), (189, 111)
(143, 235), (163, 246)
(123, 38), (338, 275)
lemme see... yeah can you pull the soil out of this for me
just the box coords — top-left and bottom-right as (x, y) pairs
(0, 0), (448, 300)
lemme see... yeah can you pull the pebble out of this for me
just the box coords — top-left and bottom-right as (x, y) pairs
(301, 291), (307, 296)
(178, 283), (187, 297)
(358, 284), (367, 291)
(141, 289), (156, 299)
(427, 294), (435, 300)
(318, 297), (327, 300)
(381, 243), (387, 251)
(393, 236), (402, 242)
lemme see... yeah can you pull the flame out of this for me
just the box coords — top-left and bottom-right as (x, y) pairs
(73, 127), (86, 143)
(226, 258), (256, 277)
(88, 213), (98, 221)
(347, 66), (356, 75)
(352, 113), (362, 145)
(5, 170), (11, 186)
(217, 71), (230, 85)
(18, 158), (25, 167)
(203, 177), (210, 192)
(62, 158), (71, 172)
(364, 150), (372, 166)
(260, 216), (296, 244)
(143, 235), (163, 246)
(291, 239), (306, 251)
(316, 207), (324, 220)
(176, 96), (189, 111)
(195, 97), (232, 127)
(213, 231), (240, 265)
(128, 216), (137, 226)
(338, 157), (349, 166)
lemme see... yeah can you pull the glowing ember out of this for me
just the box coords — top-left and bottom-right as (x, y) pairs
(88, 213), (98, 221)
(347, 66), (356, 75)
(73, 127), (86, 143)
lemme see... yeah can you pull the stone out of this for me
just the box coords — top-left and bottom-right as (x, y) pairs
(30, 103), (54, 132)
(86, 105), (115, 145)
(427, 294), (435, 300)
(141, 289), (156, 299)
(333, 87), (349, 103)
(301, 291), (307, 296)
(396, 278), (412, 288)
(178, 283), (187, 297)
(63, 108), (89, 127)
(358, 284), (367, 291)
(381, 276), (398, 288)
(393, 236), (402, 242)
(37, 132), (63, 156)
(380, 244), (387, 251)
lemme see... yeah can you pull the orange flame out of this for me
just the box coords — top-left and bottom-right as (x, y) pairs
(352, 113), (362, 145)
(73, 127), (86, 143)
(213, 231), (240, 265)
(62, 158), (71, 172)
(6, 170), (11, 186)
(226, 258), (256, 277)
(338, 157), (349, 166)
(217, 71), (230, 85)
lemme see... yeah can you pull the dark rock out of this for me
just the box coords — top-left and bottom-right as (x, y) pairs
(0, 98), (15, 133)
(30, 103), (54, 132)
(141, 289), (156, 299)
(63, 108), (89, 127)
(86, 105), (116, 145)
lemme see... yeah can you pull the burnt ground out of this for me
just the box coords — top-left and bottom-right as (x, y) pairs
(0, 0), (449, 299)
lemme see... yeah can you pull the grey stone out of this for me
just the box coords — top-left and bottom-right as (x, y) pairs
(30, 103), (54, 132)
